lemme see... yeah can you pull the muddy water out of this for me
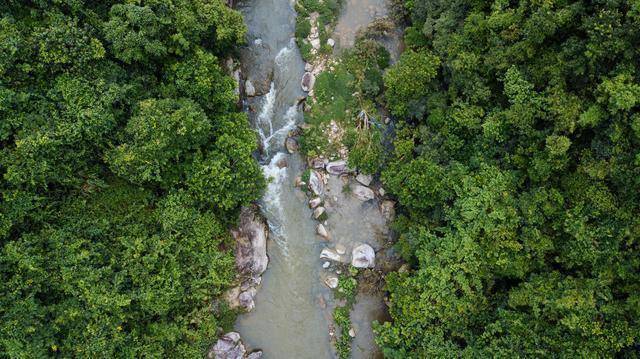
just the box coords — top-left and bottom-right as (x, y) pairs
(234, 1), (333, 358)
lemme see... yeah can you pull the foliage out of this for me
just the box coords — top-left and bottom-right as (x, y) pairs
(333, 268), (359, 359)
(0, 1), (263, 357)
(376, 0), (640, 356)
(300, 36), (391, 173)
(333, 306), (352, 359)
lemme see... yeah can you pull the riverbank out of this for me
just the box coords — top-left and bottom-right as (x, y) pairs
(287, 1), (405, 358)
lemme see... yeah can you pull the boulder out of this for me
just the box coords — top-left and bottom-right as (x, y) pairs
(355, 173), (373, 186)
(309, 197), (322, 209)
(380, 200), (396, 222)
(324, 275), (339, 289)
(325, 160), (349, 175)
(208, 332), (246, 359)
(305, 62), (313, 72)
(239, 40), (273, 96)
(301, 72), (316, 92)
(313, 206), (326, 220)
(245, 80), (256, 97)
(233, 70), (242, 96)
(226, 207), (269, 312)
(308, 170), (324, 196)
(238, 288), (257, 312)
(285, 137), (299, 153)
(309, 157), (325, 169)
(320, 248), (341, 262)
(232, 207), (269, 277)
(310, 37), (321, 50)
(247, 351), (263, 359)
(327, 38), (336, 47)
(378, 187), (386, 197)
(352, 185), (375, 201)
(323, 261), (331, 268)
(316, 223), (329, 239)
(351, 244), (375, 268)
(348, 328), (356, 338)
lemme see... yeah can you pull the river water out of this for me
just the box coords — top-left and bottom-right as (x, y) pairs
(234, 1), (333, 358)
(235, 0), (395, 358)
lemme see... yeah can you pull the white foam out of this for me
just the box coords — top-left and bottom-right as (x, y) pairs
(261, 152), (290, 256)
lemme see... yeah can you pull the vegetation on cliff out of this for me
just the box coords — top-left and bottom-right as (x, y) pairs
(375, 0), (640, 356)
(0, 1), (264, 357)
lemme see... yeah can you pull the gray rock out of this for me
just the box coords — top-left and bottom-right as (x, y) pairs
(301, 72), (316, 92)
(335, 243), (347, 255)
(323, 261), (331, 268)
(238, 288), (257, 312)
(209, 332), (246, 359)
(351, 244), (375, 268)
(247, 351), (263, 359)
(327, 38), (336, 47)
(348, 327), (356, 338)
(239, 40), (273, 96)
(380, 200), (396, 222)
(379, 187), (386, 197)
(320, 248), (341, 262)
(309, 157), (325, 169)
(325, 160), (349, 175)
(305, 62), (313, 72)
(226, 207), (269, 311)
(233, 207), (269, 277)
(309, 197), (322, 209)
(245, 80), (256, 97)
(313, 206), (326, 220)
(310, 37), (321, 50)
(355, 173), (373, 186)
(285, 137), (299, 153)
(352, 185), (375, 201)
(308, 170), (324, 196)
(316, 223), (329, 239)
(324, 274), (339, 289)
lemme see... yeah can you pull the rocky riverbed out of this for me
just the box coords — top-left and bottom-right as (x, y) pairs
(211, 0), (402, 358)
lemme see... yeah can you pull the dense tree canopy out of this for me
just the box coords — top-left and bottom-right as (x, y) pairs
(0, 1), (263, 357)
(376, 0), (640, 357)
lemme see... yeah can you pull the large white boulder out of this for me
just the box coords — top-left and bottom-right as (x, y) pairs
(351, 244), (375, 268)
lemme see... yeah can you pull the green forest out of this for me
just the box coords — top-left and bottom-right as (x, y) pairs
(375, 0), (640, 357)
(0, 0), (263, 357)
(1, 0), (639, 357)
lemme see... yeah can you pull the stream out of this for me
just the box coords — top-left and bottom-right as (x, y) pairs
(234, 0), (397, 358)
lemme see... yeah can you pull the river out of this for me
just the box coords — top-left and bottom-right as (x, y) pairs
(234, 0), (395, 358)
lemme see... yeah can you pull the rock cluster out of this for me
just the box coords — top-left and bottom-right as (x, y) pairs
(225, 206), (269, 312)
(208, 332), (262, 359)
